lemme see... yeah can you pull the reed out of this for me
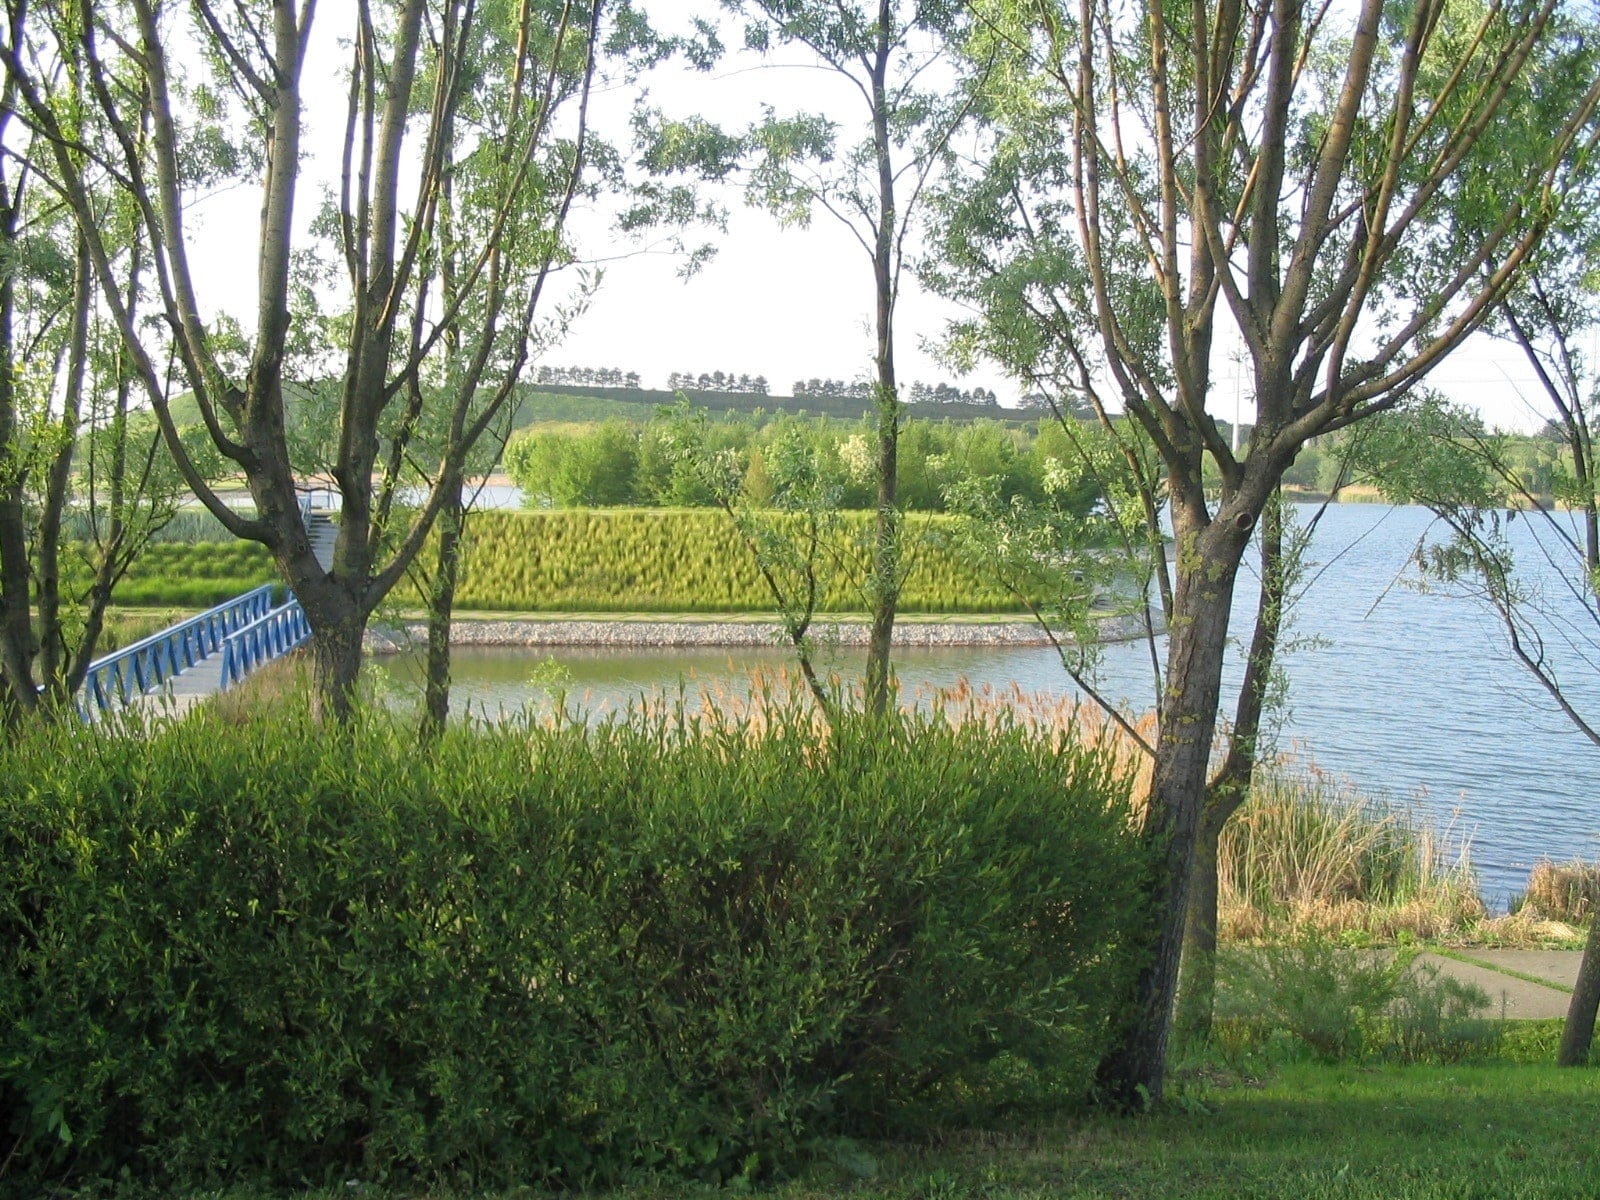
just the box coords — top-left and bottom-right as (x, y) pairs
(1218, 767), (1485, 943)
(1514, 858), (1600, 925)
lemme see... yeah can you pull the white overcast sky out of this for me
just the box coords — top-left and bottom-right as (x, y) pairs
(179, 2), (1576, 433)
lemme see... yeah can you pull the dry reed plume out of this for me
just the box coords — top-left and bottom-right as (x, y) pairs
(1515, 858), (1600, 926)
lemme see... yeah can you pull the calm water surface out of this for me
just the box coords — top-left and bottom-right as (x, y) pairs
(383, 503), (1600, 901)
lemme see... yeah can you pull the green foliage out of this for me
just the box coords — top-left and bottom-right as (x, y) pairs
(504, 411), (1085, 515)
(1215, 937), (1497, 1065)
(503, 418), (643, 507)
(433, 508), (1025, 612)
(0, 703), (1149, 1192)
(64, 540), (278, 607)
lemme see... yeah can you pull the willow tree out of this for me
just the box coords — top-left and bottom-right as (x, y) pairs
(0, 13), (196, 725)
(720, 0), (980, 711)
(1360, 216), (1600, 1065)
(942, 0), (1600, 1102)
(1, 0), (626, 719)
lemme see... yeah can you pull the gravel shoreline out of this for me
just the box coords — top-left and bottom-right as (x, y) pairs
(365, 610), (1160, 652)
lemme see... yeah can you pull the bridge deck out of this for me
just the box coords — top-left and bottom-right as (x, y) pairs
(127, 656), (229, 718)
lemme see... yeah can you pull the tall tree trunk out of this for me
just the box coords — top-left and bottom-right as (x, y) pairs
(1174, 492), (1288, 1046)
(421, 476), (464, 738)
(862, 5), (899, 716)
(302, 591), (366, 723)
(0, 174), (36, 726)
(36, 231), (93, 707)
(1097, 498), (1253, 1106)
(1175, 807), (1226, 1049)
(1559, 913), (1600, 1067)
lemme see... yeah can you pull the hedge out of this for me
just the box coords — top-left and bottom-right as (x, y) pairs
(68, 540), (278, 607)
(0, 705), (1149, 1193)
(94, 511), (1024, 613)
(442, 509), (1023, 612)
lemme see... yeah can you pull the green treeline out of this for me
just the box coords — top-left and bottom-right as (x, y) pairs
(0, 705), (1149, 1191)
(1284, 424), (1576, 501)
(504, 411), (1097, 512)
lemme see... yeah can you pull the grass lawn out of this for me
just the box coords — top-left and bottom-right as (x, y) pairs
(772, 1063), (1600, 1200)
(191, 1062), (1599, 1200)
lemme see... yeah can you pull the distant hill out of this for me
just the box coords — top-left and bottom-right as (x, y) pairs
(166, 382), (1033, 434)
(511, 384), (1032, 428)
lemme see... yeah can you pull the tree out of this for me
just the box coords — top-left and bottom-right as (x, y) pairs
(1360, 256), (1600, 1065)
(1, 0), (632, 720)
(716, 0), (982, 712)
(935, 0), (1600, 1102)
(0, 19), (199, 725)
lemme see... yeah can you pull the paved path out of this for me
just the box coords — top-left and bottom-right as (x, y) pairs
(1421, 950), (1582, 1020)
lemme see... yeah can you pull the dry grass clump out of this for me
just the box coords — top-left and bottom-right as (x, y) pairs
(917, 679), (1156, 804)
(1218, 767), (1485, 943)
(1512, 858), (1600, 926)
(208, 653), (313, 723)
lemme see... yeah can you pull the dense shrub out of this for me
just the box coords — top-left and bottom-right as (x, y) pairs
(0, 704), (1149, 1194)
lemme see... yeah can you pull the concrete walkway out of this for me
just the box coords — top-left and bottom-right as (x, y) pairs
(1420, 950), (1583, 1020)
(125, 656), (227, 719)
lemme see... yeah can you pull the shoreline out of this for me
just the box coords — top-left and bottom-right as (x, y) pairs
(365, 609), (1162, 652)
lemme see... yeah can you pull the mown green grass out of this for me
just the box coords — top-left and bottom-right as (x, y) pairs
(185, 1063), (1600, 1200)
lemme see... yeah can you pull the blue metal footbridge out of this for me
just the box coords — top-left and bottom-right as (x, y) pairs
(79, 494), (336, 718)
(81, 584), (312, 718)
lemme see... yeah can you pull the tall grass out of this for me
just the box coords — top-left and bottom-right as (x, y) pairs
(1219, 768), (1485, 942)
(1515, 859), (1600, 925)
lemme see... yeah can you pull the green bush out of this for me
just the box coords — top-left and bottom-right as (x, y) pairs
(1214, 936), (1496, 1064)
(0, 703), (1149, 1193)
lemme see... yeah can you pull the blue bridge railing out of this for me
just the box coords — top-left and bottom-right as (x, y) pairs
(218, 601), (313, 691)
(83, 585), (279, 713)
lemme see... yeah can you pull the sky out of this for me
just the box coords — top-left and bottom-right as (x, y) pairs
(180, 2), (1578, 434)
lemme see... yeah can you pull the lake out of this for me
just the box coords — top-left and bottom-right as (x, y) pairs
(380, 503), (1600, 902)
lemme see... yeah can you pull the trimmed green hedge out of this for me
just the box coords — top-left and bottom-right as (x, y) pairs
(71, 540), (278, 607)
(445, 509), (1023, 612)
(94, 511), (1022, 612)
(0, 706), (1149, 1193)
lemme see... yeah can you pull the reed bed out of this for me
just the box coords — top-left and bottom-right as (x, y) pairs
(1218, 767), (1486, 942)
(1514, 858), (1600, 925)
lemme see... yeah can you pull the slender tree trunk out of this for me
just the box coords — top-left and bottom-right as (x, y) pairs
(1561, 395), (1600, 1065)
(1097, 499), (1253, 1106)
(421, 476), (464, 738)
(36, 232), (93, 706)
(1559, 913), (1600, 1067)
(0, 178), (36, 725)
(1174, 492), (1288, 1046)
(863, 8), (899, 716)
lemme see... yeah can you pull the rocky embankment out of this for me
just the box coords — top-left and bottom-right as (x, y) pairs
(365, 610), (1160, 653)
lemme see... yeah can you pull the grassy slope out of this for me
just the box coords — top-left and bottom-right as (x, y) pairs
(195, 1063), (1600, 1200)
